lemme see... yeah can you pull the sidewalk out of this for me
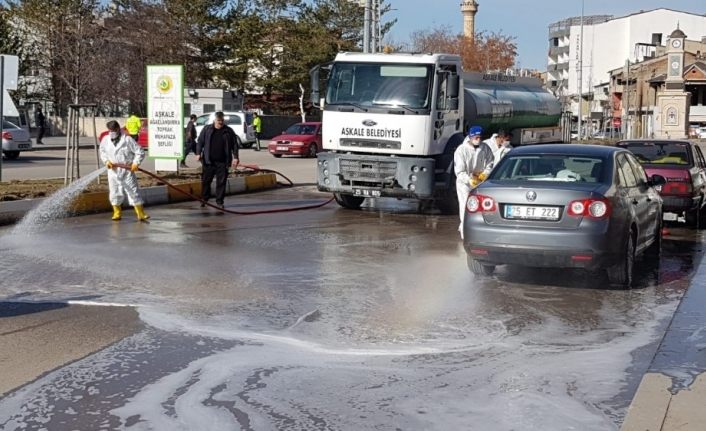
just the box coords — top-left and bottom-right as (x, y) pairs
(621, 261), (706, 430)
(31, 136), (98, 150)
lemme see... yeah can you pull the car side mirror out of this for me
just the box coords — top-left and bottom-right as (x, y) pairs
(649, 174), (666, 187)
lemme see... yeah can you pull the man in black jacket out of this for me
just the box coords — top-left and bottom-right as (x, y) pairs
(196, 112), (239, 208)
(181, 114), (197, 168)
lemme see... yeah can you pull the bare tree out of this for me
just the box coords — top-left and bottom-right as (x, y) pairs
(410, 26), (517, 72)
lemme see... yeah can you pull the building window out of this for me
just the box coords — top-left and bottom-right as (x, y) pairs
(651, 33), (662, 45)
(184, 103), (191, 115)
(553, 38), (559, 47)
(203, 104), (216, 113)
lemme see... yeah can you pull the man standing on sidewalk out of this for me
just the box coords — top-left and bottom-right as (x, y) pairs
(252, 112), (262, 151)
(35, 106), (45, 145)
(181, 114), (197, 168)
(196, 111), (239, 208)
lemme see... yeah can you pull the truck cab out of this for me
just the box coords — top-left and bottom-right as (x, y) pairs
(311, 52), (561, 213)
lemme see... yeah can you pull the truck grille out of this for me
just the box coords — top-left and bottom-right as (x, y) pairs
(339, 159), (397, 181)
(340, 138), (401, 150)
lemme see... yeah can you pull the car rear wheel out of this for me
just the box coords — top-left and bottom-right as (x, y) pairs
(308, 144), (318, 158)
(334, 192), (364, 210)
(467, 255), (495, 276)
(3, 151), (20, 160)
(607, 232), (635, 287)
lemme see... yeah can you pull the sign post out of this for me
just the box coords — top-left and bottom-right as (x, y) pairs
(146, 65), (184, 171)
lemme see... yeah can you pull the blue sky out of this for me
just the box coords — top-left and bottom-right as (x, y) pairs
(385, 0), (706, 69)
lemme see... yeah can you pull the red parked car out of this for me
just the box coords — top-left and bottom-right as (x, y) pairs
(268, 122), (322, 158)
(618, 139), (706, 226)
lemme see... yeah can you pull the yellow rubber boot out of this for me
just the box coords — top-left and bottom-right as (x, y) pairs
(134, 204), (150, 221)
(111, 205), (122, 221)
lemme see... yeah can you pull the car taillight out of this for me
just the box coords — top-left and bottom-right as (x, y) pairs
(662, 181), (692, 194)
(2, 131), (12, 140)
(567, 198), (611, 218)
(466, 194), (496, 213)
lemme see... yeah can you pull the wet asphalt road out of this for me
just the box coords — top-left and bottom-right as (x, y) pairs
(0, 186), (704, 430)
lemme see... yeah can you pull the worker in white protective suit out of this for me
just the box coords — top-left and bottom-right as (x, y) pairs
(455, 126), (495, 238)
(99, 120), (149, 221)
(490, 129), (513, 166)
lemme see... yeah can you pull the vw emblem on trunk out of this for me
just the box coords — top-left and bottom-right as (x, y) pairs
(362, 119), (377, 127)
(526, 191), (537, 202)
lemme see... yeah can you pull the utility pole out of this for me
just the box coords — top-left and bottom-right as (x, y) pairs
(363, 0), (372, 53)
(577, 0), (584, 141)
(624, 59), (630, 139)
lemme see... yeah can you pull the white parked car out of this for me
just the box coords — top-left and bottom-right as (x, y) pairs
(699, 127), (706, 139)
(194, 111), (257, 148)
(2, 119), (32, 159)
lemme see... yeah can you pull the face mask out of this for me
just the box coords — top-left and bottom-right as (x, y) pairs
(109, 131), (119, 140)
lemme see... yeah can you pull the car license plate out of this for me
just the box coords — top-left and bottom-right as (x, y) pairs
(504, 205), (560, 221)
(353, 189), (381, 197)
(276, 146), (288, 151)
(18, 143), (30, 149)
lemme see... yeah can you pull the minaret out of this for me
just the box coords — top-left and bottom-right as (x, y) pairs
(461, 1), (479, 41)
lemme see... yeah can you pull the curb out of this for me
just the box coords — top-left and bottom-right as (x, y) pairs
(0, 173), (277, 226)
(621, 252), (706, 430)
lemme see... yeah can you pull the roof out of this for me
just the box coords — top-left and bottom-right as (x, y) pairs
(510, 144), (620, 156)
(670, 28), (687, 39)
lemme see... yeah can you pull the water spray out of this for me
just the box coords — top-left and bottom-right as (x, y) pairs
(112, 163), (334, 215)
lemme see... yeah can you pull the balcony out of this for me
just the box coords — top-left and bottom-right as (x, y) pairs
(690, 105), (706, 122)
(549, 46), (570, 56)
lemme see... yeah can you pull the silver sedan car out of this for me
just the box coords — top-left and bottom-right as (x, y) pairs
(2, 119), (32, 159)
(463, 144), (665, 287)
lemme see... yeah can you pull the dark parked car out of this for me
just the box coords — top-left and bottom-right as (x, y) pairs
(267, 122), (322, 158)
(617, 140), (706, 226)
(463, 144), (665, 287)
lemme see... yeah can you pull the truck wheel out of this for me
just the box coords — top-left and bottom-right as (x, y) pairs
(467, 255), (495, 276)
(334, 193), (364, 210)
(3, 151), (20, 160)
(435, 180), (458, 215)
(606, 232), (635, 288)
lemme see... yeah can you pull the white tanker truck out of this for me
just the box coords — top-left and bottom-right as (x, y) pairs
(309, 52), (562, 213)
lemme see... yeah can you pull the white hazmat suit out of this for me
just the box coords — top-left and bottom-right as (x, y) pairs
(454, 136), (495, 238)
(99, 133), (145, 207)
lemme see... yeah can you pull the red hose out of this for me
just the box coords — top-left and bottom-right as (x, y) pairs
(112, 163), (334, 215)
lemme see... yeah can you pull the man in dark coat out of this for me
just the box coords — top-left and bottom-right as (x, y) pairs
(195, 111), (239, 208)
(181, 114), (197, 167)
(35, 106), (46, 145)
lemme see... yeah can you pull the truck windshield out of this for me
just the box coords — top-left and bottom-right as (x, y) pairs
(326, 63), (432, 109)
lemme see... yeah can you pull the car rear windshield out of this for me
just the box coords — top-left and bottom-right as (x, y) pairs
(619, 141), (692, 166)
(490, 154), (606, 183)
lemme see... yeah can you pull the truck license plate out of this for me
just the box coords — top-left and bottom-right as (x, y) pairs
(353, 189), (381, 197)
